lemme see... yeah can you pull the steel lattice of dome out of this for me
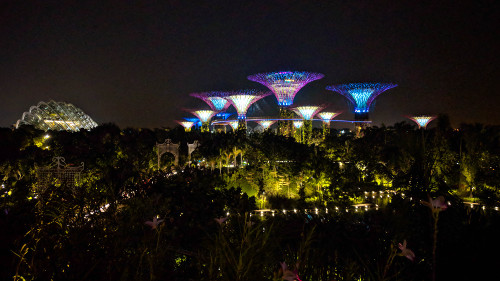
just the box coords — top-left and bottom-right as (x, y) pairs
(15, 100), (98, 132)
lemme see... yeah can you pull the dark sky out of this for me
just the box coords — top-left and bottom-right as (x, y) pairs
(1, 0), (498, 129)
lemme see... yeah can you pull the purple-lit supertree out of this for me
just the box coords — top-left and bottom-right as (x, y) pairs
(408, 115), (436, 129)
(189, 91), (231, 116)
(184, 109), (217, 132)
(292, 105), (325, 143)
(318, 111), (342, 137)
(225, 90), (271, 130)
(326, 82), (397, 135)
(176, 120), (195, 132)
(248, 71), (324, 136)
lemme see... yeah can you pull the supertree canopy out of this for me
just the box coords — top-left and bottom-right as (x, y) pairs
(229, 121), (239, 130)
(257, 120), (276, 130)
(190, 91), (231, 112)
(408, 115), (436, 129)
(326, 83), (397, 117)
(190, 110), (216, 123)
(318, 111), (341, 123)
(184, 109), (217, 132)
(176, 120), (194, 131)
(15, 100), (98, 132)
(292, 105), (325, 120)
(226, 90), (271, 120)
(293, 120), (303, 128)
(247, 71), (324, 107)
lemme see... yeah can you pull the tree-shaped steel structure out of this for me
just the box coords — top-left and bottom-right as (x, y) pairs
(292, 105), (325, 144)
(176, 120), (195, 132)
(326, 83), (397, 136)
(190, 91), (231, 113)
(256, 120), (276, 130)
(326, 83), (397, 119)
(184, 109), (217, 132)
(248, 71), (324, 137)
(408, 115), (436, 129)
(226, 90), (271, 130)
(318, 111), (342, 137)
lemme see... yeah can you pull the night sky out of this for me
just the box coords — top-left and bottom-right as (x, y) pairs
(1, 0), (498, 129)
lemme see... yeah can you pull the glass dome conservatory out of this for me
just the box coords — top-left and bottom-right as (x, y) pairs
(15, 101), (98, 132)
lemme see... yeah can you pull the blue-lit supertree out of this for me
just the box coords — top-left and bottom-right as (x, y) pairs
(190, 91), (231, 117)
(248, 71), (324, 136)
(326, 83), (397, 135)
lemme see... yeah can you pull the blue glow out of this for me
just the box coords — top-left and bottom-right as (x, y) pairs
(216, 112), (232, 119)
(183, 117), (201, 126)
(208, 97), (229, 111)
(326, 83), (397, 113)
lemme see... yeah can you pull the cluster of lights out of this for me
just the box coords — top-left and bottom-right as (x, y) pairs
(176, 121), (194, 130)
(226, 90), (271, 119)
(190, 91), (231, 112)
(16, 100), (98, 132)
(229, 121), (239, 130)
(408, 115), (436, 129)
(186, 109), (216, 123)
(293, 105), (324, 120)
(326, 83), (397, 114)
(247, 71), (324, 107)
(318, 112), (341, 123)
(293, 120), (303, 128)
(257, 120), (276, 129)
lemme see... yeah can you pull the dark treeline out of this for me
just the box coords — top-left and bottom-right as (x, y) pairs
(1, 116), (499, 280)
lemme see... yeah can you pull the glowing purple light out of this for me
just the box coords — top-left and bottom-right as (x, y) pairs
(190, 91), (231, 111)
(226, 90), (271, 119)
(326, 83), (397, 113)
(293, 105), (324, 120)
(408, 115), (436, 129)
(247, 71), (324, 107)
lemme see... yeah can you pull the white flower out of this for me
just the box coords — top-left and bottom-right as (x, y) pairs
(145, 216), (164, 229)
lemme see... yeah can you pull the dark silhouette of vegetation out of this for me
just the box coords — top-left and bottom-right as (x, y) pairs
(1, 119), (499, 280)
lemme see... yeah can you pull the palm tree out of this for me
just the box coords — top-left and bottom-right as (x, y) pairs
(231, 147), (242, 168)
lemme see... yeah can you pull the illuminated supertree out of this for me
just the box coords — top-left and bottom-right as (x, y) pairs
(292, 105), (325, 144)
(326, 82), (397, 135)
(257, 120), (277, 131)
(190, 91), (231, 116)
(408, 115), (436, 129)
(226, 90), (271, 130)
(293, 120), (304, 143)
(248, 71), (324, 136)
(318, 111), (342, 137)
(229, 121), (239, 131)
(185, 109), (217, 132)
(176, 120), (194, 132)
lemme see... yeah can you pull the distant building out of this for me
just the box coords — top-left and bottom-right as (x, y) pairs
(15, 100), (98, 132)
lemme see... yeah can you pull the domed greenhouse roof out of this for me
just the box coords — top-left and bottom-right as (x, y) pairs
(15, 101), (98, 132)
